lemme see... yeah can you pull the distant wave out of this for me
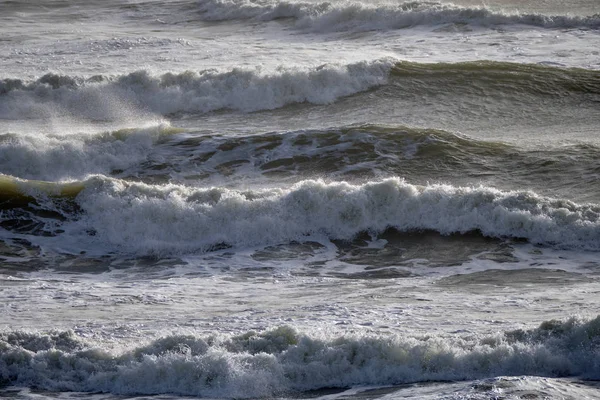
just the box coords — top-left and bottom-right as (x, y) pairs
(1, 175), (598, 254)
(0, 59), (393, 120)
(1, 60), (598, 121)
(196, 0), (600, 32)
(1, 316), (600, 397)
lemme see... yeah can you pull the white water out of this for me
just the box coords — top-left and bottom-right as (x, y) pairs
(72, 178), (600, 254)
(2, 0), (599, 82)
(2, 177), (598, 257)
(0, 60), (394, 121)
(1, 0), (600, 398)
(0, 125), (174, 181)
(2, 317), (600, 397)
(196, 0), (600, 30)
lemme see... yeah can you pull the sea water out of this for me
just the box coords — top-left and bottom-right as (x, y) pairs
(1, 0), (600, 398)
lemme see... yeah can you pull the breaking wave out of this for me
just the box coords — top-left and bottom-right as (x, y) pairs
(0, 124), (181, 181)
(0, 59), (393, 120)
(1, 316), (600, 397)
(1, 175), (599, 255)
(1, 60), (597, 121)
(196, 0), (600, 32)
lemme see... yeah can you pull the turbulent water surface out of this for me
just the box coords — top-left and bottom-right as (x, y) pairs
(1, 0), (600, 399)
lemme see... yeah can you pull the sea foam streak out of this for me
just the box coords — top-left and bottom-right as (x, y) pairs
(1, 317), (599, 397)
(8, 176), (594, 255)
(197, 0), (600, 32)
(0, 59), (393, 120)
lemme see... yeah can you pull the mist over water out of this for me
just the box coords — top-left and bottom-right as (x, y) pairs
(1, 0), (599, 399)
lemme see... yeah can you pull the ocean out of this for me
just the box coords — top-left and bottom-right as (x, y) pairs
(1, 0), (600, 398)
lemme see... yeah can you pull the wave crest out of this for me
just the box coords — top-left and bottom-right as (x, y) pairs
(0, 60), (393, 120)
(0, 176), (579, 255)
(2, 175), (599, 253)
(1, 60), (597, 121)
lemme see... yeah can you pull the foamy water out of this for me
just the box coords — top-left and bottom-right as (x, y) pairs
(1, 0), (599, 399)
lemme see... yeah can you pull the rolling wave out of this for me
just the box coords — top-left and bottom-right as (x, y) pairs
(391, 61), (600, 96)
(1, 60), (597, 121)
(196, 0), (600, 32)
(0, 59), (393, 120)
(1, 316), (599, 397)
(1, 175), (598, 255)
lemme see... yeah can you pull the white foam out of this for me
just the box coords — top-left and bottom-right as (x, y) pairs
(0, 124), (172, 181)
(62, 177), (600, 256)
(0, 59), (394, 120)
(1, 317), (600, 397)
